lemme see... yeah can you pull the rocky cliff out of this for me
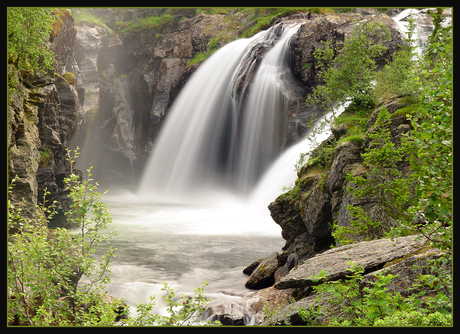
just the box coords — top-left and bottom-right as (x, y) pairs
(243, 97), (415, 290)
(8, 9), (81, 228)
(68, 9), (404, 189)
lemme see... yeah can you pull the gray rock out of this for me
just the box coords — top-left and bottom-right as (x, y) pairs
(245, 252), (279, 290)
(203, 302), (252, 326)
(275, 234), (426, 290)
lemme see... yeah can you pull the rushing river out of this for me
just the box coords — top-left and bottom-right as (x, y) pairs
(97, 190), (284, 315)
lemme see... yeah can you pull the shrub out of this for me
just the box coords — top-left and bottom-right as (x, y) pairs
(306, 19), (390, 111)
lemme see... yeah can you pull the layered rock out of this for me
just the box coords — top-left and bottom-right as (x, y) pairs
(8, 9), (81, 228)
(243, 97), (414, 291)
(259, 236), (449, 325)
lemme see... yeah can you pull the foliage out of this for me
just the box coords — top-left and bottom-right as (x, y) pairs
(7, 8), (55, 100)
(115, 14), (174, 35)
(121, 282), (220, 326)
(404, 22), (452, 252)
(8, 148), (119, 325)
(298, 261), (452, 326)
(333, 107), (416, 244)
(373, 13), (420, 102)
(306, 19), (390, 111)
(8, 149), (219, 326)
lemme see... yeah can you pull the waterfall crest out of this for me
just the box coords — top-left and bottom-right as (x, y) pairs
(139, 23), (301, 199)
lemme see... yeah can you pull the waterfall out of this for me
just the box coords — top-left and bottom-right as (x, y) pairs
(139, 23), (301, 199)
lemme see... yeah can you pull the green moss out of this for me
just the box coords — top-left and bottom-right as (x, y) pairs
(62, 72), (76, 86)
(337, 134), (366, 146)
(39, 148), (52, 167)
(115, 14), (174, 35)
(390, 103), (420, 118)
(72, 9), (112, 33)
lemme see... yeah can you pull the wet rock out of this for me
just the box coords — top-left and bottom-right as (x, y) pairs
(245, 252), (279, 290)
(274, 253), (299, 283)
(203, 302), (252, 326)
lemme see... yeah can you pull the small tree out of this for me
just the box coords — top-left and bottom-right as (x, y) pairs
(333, 108), (416, 244)
(306, 19), (390, 112)
(7, 8), (55, 100)
(8, 148), (119, 325)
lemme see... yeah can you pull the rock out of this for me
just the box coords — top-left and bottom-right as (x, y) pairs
(35, 74), (80, 228)
(275, 235), (426, 290)
(243, 258), (262, 276)
(290, 13), (403, 89)
(264, 245), (449, 326)
(362, 248), (449, 297)
(245, 252), (279, 290)
(246, 286), (294, 325)
(203, 302), (252, 326)
(274, 253), (299, 283)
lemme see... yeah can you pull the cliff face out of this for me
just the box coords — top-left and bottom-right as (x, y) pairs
(68, 9), (403, 189)
(243, 97), (414, 291)
(8, 9), (81, 228)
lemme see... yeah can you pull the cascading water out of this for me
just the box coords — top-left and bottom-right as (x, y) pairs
(139, 23), (301, 199)
(99, 21), (341, 324)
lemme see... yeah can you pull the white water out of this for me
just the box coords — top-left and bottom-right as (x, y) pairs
(390, 8), (426, 58)
(139, 23), (301, 198)
(95, 21), (350, 323)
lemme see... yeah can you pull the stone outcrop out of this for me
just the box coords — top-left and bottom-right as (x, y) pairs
(8, 9), (81, 229)
(275, 235), (426, 290)
(289, 12), (403, 90)
(258, 237), (449, 325)
(8, 68), (42, 224)
(36, 73), (80, 227)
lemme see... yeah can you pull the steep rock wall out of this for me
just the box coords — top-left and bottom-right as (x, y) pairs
(69, 10), (403, 189)
(8, 9), (81, 228)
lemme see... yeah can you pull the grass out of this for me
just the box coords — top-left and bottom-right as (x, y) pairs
(71, 9), (113, 33)
(115, 14), (174, 35)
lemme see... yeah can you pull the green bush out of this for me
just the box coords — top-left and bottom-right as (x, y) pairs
(306, 19), (390, 111)
(8, 148), (220, 326)
(299, 261), (452, 326)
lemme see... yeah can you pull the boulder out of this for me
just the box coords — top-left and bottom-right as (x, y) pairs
(203, 302), (252, 326)
(275, 234), (426, 290)
(262, 244), (449, 326)
(245, 252), (279, 290)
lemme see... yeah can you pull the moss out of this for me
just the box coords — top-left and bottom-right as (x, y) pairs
(50, 9), (73, 39)
(39, 148), (52, 167)
(337, 134), (366, 146)
(115, 14), (174, 35)
(62, 72), (76, 86)
(72, 9), (112, 33)
(390, 103), (420, 119)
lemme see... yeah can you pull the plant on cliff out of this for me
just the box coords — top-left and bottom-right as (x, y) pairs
(306, 19), (390, 112)
(299, 261), (452, 326)
(333, 107), (417, 245)
(7, 8), (55, 100)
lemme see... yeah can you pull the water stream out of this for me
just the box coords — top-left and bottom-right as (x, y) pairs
(97, 23), (310, 320)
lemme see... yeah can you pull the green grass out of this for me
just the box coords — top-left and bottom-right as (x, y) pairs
(115, 14), (174, 35)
